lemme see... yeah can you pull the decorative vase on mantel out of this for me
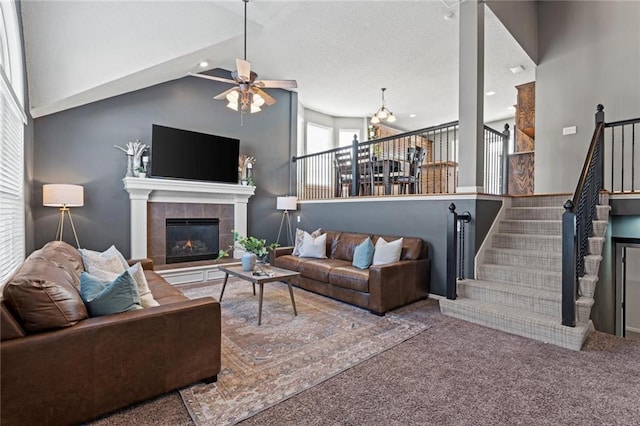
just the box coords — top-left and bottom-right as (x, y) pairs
(241, 252), (257, 272)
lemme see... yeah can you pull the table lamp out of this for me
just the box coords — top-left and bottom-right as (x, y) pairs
(276, 196), (297, 246)
(43, 184), (84, 248)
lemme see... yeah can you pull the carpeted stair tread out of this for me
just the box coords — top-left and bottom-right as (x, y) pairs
(484, 248), (602, 274)
(499, 219), (607, 237)
(492, 233), (605, 255)
(492, 233), (563, 252)
(457, 279), (593, 323)
(505, 205), (610, 221)
(510, 194), (571, 208)
(477, 263), (562, 291)
(439, 297), (594, 350)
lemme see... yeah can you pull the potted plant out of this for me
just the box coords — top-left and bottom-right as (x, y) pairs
(135, 166), (147, 178)
(232, 231), (279, 271)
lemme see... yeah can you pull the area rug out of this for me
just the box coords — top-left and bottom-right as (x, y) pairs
(178, 279), (430, 425)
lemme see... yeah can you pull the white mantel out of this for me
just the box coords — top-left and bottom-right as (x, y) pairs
(123, 177), (255, 259)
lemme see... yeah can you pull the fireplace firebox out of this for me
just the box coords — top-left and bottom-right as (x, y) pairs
(165, 218), (219, 264)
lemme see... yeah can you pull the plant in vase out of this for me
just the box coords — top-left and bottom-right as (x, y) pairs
(135, 166), (147, 178)
(233, 231), (279, 272)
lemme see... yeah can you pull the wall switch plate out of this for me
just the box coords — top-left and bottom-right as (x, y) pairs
(563, 126), (577, 135)
(296, 215), (301, 222)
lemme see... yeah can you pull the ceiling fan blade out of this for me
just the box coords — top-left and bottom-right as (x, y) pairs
(236, 58), (251, 82)
(253, 87), (276, 106)
(256, 79), (298, 90)
(213, 87), (238, 101)
(188, 72), (236, 85)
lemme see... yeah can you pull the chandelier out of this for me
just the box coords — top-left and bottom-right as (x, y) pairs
(370, 88), (396, 124)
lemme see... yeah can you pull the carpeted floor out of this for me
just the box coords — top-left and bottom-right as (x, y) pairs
(90, 286), (640, 426)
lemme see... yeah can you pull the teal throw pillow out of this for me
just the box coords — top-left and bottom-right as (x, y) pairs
(80, 270), (143, 317)
(352, 237), (375, 269)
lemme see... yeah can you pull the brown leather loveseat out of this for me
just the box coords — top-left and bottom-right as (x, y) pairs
(273, 231), (430, 315)
(0, 241), (221, 426)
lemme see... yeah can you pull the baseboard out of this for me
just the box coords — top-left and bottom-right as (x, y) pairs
(428, 293), (445, 300)
(626, 326), (640, 334)
(157, 262), (238, 285)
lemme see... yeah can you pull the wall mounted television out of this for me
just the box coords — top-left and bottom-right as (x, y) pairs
(150, 124), (239, 184)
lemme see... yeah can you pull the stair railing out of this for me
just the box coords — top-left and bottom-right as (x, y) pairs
(446, 203), (472, 300)
(561, 105), (605, 327)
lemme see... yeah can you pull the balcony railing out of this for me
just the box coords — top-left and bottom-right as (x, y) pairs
(293, 121), (510, 200)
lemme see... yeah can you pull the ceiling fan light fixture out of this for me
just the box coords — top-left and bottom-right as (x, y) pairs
(252, 92), (265, 107)
(226, 90), (240, 102)
(226, 101), (239, 111)
(250, 104), (262, 114)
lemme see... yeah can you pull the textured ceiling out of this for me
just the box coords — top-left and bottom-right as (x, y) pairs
(21, 1), (535, 130)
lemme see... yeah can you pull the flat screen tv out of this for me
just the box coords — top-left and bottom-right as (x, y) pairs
(150, 124), (239, 184)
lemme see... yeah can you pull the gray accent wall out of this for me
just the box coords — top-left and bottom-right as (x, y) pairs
(296, 197), (502, 296)
(536, 1), (640, 194)
(32, 77), (296, 258)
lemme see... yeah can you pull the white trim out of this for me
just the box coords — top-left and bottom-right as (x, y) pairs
(157, 262), (239, 285)
(299, 193), (504, 204)
(428, 293), (444, 300)
(611, 193), (640, 200)
(626, 326), (640, 334)
(456, 185), (484, 193)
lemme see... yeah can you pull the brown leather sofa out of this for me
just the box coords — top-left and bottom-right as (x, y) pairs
(272, 231), (430, 315)
(0, 241), (221, 426)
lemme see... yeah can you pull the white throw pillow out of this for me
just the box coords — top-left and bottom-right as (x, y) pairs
(293, 227), (322, 256)
(80, 245), (129, 275)
(89, 262), (159, 308)
(298, 232), (327, 259)
(372, 237), (404, 266)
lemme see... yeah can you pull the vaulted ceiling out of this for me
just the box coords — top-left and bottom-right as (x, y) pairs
(21, 1), (535, 130)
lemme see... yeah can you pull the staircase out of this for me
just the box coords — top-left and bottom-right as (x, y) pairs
(440, 194), (610, 351)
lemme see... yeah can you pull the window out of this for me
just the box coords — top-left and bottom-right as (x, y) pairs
(304, 122), (333, 188)
(0, 2), (26, 284)
(306, 122), (333, 154)
(339, 129), (361, 147)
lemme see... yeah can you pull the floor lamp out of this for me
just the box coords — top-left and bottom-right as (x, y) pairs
(43, 184), (84, 248)
(276, 196), (297, 246)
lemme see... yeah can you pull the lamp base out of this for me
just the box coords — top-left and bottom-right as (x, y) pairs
(55, 206), (81, 248)
(276, 210), (294, 247)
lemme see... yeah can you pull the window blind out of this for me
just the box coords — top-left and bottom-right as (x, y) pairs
(0, 68), (24, 284)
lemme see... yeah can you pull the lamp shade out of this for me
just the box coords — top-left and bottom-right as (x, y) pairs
(276, 196), (297, 211)
(43, 184), (84, 207)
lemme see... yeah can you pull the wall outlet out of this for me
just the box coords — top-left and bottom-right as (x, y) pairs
(296, 215), (301, 223)
(563, 126), (577, 135)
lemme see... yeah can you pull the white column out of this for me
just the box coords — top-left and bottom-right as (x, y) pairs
(128, 188), (152, 258)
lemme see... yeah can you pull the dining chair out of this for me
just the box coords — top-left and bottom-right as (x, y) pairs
(395, 146), (426, 194)
(334, 146), (374, 197)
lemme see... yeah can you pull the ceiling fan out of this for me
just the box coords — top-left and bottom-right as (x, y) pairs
(189, 0), (297, 114)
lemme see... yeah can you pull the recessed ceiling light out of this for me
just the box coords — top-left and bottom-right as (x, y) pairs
(409, 114), (416, 118)
(509, 65), (525, 74)
(198, 61), (209, 68)
(485, 91), (496, 96)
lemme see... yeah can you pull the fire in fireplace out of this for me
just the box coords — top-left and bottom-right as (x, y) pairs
(165, 218), (219, 264)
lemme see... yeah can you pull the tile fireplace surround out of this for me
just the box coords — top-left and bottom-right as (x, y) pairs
(123, 177), (255, 283)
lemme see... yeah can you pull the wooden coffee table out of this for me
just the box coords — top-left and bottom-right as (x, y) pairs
(218, 264), (300, 325)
